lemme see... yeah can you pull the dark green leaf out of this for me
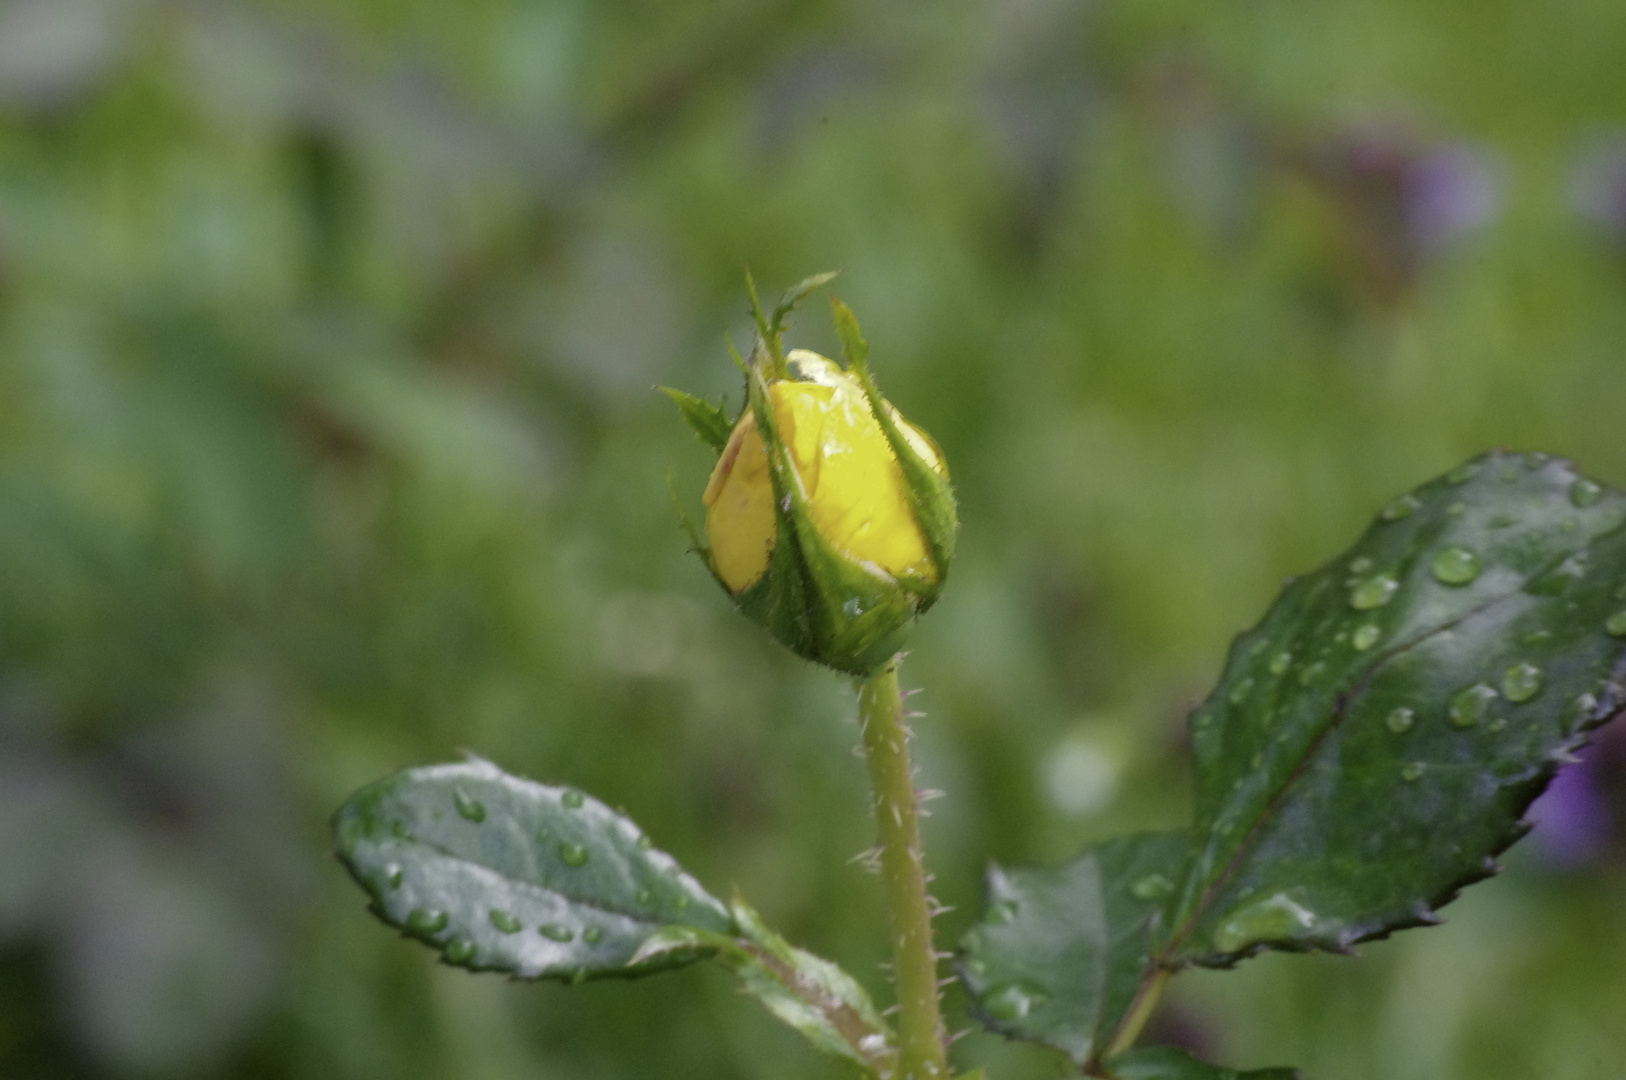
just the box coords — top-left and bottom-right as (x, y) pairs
(773, 271), (841, 333)
(660, 387), (733, 451)
(1106, 1046), (1300, 1080)
(332, 759), (734, 980)
(958, 832), (1189, 1066)
(1167, 451), (1626, 965)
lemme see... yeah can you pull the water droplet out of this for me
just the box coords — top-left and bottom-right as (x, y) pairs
(1448, 684), (1498, 729)
(1349, 556), (1374, 574)
(407, 909), (449, 936)
(391, 821), (411, 840)
(571, 967), (588, 985)
(1212, 894), (1315, 953)
(1227, 677), (1254, 705)
(1501, 662), (1544, 703)
(636, 835), (653, 851)
(1401, 762), (1425, 782)
(1488, 513), (1518, 529)
(1350, 575), (1399, 610)
(1380, 495), (1421, 521)
(1297, 661), (1326, 686)
(1249, 752), (1264, 769)
(489, 909), (522, 934)
(1385, 707), (1415, 734)
(674, 895), (689, 910)
(1249, 639), (1268, 655)
(1447, 462), (1481, 483)
(559, 842), (590, 867)
(582, 926), (603, 945)
(1130, 873), (1174, 901)
(443, 938), (476, 964)
(561, 789), (585, 809)
(385, 864), (403, 889)
(454, 788), (486, 823)
(1488, 717), (1507, 733)
(982, 982), (1048, 1023)
(1269, 651), (1293, 675)
(1499, 466), (1521, 483)
(1431, 547), (1482, 586)
(539, 923), (575, 943)
(635, 889), (654, 907)
(1525, 452), (1550, 469)
(1521, 629), (1554, 644)
(964, 958), (988, 979)
(1606, 610), (1626, 637)
(988, 900), (1019, 925)
(1570, 478), (1604, 507)
(1352, 624), (1381, 651)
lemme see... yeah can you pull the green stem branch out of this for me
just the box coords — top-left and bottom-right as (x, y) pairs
(860, 658), (948, 1080)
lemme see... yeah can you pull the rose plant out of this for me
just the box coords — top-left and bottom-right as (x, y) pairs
(332, 274), (1626, 1080)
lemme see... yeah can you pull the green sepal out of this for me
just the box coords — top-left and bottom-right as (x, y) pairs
(331, 759), (734, 981)
(746, 364), (921, 675)
(660, 387), (732, 452)
(832, 297), (958, 599)
(744, 268), (840, 380)
(1106, 1047), (1301, 1080)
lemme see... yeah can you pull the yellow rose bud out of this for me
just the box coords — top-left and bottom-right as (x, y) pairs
(667, 279), (956, 675)
(702, 351), (944, 594)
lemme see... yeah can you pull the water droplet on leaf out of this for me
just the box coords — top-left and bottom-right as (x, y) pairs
(1570, 478), (1604, 507)
(407, 909), (449, 936)
(1349, 556), (1374, 574)
(489, 910), (522, 934)
(1401, 762), (1425, 782)
(1501, 662), (1544, 703)
(559, 842), (590, 867)
(1448, 684), (1497, 729)
(983, 982), (1048, 1023)
(539, 924), (575, 943)
(635, 889), (654, 907)
(1380, 495), (1421, 521)
(444, 938), (476, 964)
(583, 926), (603, 945)
(1212, 894), (1314, 953)
(385, 864), (403, 889)
(1297, 661), (1326, 686)
(636, 835), (653, 851)
(1447, 462), (1480, 483)
(1350, 575), (1399, 610)
(1432, 547), (1482, 586)
(1385, 707), (1415, 734)
(1130, 874), (1174, 900)
(454, 788), (486, 822)
(1606, 610), (1626, 637)
(1269, 651), (1292, 675)
(561, 789), (585, 809)
(1352, 624), (1381, 651)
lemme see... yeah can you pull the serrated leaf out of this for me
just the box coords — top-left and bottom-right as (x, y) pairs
(660, 387), (733, 451)
(332, 759), (733, 980)
(1167, 451), (1626, 965)
(958, 832), (1189, 1066)
(1106, 1047), (1300, 1080)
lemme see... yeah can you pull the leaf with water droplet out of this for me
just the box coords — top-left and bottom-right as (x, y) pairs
(1105, 1046), (1301, 1080)
(958, 831), (1190, 1067)
(333, 759), (732, 981)
(1154, 450), (1626, 975)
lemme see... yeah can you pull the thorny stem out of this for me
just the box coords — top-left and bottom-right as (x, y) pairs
(860, 657), (949, 1080)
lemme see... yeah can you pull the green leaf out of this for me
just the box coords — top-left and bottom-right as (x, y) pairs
(660, 387), (733, 451)
(958, 832), (1190, 1066)
(960, 451), (1626, 1070)
(1169, 450), (1626, 965)
(1105, 1047), (1300, 1080)
(332, 759), (734, 980)
(772, 270), (841, 334)
(719, 899), (895, 1077)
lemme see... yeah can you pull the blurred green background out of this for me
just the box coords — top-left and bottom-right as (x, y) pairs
(3, 0), (1626, 1078)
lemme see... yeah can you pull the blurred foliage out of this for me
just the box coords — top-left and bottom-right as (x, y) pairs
(1, 1), (1625, 1079)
